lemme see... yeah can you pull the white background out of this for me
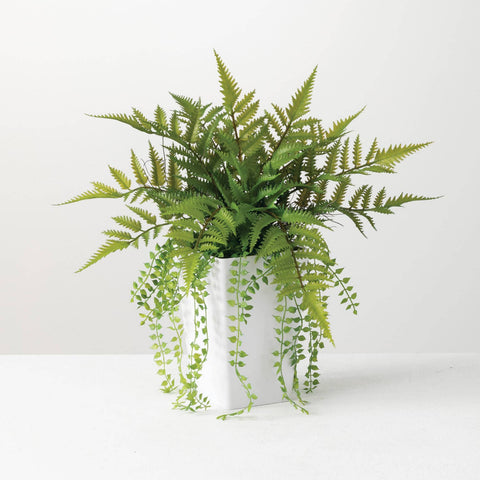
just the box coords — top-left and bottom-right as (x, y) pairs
(1, 0), (479, 353)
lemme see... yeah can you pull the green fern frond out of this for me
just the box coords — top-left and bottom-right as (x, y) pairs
(154, 106), (168, 128)
(131, 108), (152, 129)
(130, 150), (148, 185)
(166, 229), (195, 245)
(264, 111), (283, 137)
(257, 226), (289, 257)
(267, 142), (305, 171)
(112, 215), (142, 232)
(179, 249), (202, 290)
(170, 111), (181, 136)
(86, 112), (151, 133)
(248, 214), (276, 252)
(216, 208), (236, 234)
(91, 182), (120, 195)
(364, 138), (378, 164)
(340, 209), (366, 236)
(102, 229), (132, 240)
(302, 291), (333, 344)
(127, 205), (157, 225)
(234, 90), (256, 114)
(361, 186), (373, 209)
(323, 141), (341, 174)
(381, 192), (437, 209)
(56, 188), (122, 205)
(340, 138), (350, 171)
(214, 51), (241, 112)
(349, 185), (368, 208)
(331, 181), (350, 205)
(272, 104), (288, 126)
(285, 67), (317, 122)
(169, 93), (200, 115)
(326, 107), (365, 140)
(281, 209), (325, 227)
(374, 187), (386, 208)
(76, 239), (130, 272)
(352, 135), (362, 168)
(148, 141), (165, 186)
(236, 100), (260, 127)
(168, 158), (181, 190)
(373, 142), (431, 171)
(108, 166), (131, 190)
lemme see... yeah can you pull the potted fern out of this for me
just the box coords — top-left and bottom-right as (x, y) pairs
(61, 51), (434, 419)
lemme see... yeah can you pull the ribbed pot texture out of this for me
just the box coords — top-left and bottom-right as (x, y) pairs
(179, 255), (294, 410)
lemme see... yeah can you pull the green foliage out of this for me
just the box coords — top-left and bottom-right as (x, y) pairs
(62, 51), (436, 418)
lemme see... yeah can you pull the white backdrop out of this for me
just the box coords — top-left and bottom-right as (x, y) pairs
(1, 0), (478, 353)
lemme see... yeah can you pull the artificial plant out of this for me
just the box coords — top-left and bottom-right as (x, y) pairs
(61, 51), (434, 418)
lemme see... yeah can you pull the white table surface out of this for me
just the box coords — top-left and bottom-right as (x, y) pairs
(0, 354), (479, 480)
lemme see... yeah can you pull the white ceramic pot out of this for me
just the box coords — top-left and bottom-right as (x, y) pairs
(179, 255), (294, 410)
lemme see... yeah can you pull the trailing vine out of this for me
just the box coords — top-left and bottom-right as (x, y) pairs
(217, 258), (259, 420)
(61, 50), (436, 419)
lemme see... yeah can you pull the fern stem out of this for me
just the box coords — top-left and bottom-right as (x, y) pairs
(230, 111), (243, 163)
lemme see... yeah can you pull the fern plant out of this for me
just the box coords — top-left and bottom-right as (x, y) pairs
(60, 51), (435, 418)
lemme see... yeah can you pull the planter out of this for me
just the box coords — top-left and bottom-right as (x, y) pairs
(179, 256), (294, 410)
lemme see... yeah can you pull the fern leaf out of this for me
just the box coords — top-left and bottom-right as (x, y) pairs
(154, 106), (168, 128)
(285, 67), (317, 122)
(361, 186), (372, 209)
(168, 158), (181, 190)
(374, 187), (386, 208)
(364, 138), (378, 164)
(257, 226), (289, 257)
(272, 104), (288, 126)
(236, 100), (260, 127)
(76, 239), (130, 272)
(234, 90), (256, 114)
(353, 135), (362, 167)
(170, 111), (181, 136)
(348, 185), (368, 208)
(302, 292), (333, 344)
(108, 166), (131, 190)
(112, 215), (142, 232)
(127, 206), (157, 225)
(141, 229), (150, 246)
(169, 93), (200, 115)
(323, 141), (341, 174)
(341, 209), (366, 236)
(331, 181), (350, 205)
(249, 214), (276, 252)
(148, 141), (165, 186)
(281, 209), (325, 227)
(91, 182), (120, 195)
(216, 208), (236, 235)
(130, 150), (148, 185)
(382, 192), (437, 209)
(214, 51), (241, 112)
(56, 188), (122, 205)
(327, 107), (364, 139)
(131, 108), (152, 129)
(340, 138), (350, 171)
(374, 142), (431, 170)
(87, 112), (151, 133)
(180, 250), (201, 290)
(166, 229), (195, 244)
(102, 229), (132, 240)
(265, 111), (283, 137)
